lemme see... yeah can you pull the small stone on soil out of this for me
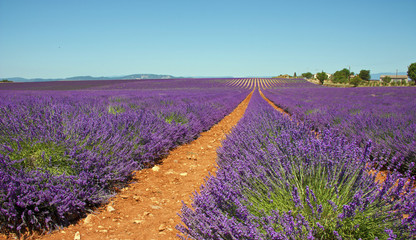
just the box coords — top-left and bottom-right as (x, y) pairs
(107, 205), (116, 212)
(180, 172), (188, 176)
(83, 215), (93, 224)
(74, 231), (81, 240)
(159, 224), (167, 231)
(165, 169), (175, 174)
(152, 166), (160, 172)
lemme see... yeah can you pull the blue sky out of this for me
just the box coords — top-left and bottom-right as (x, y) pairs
(0, 0), (415, 78)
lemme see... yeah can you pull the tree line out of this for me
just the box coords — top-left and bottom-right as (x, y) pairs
(301, 63), (416, 87)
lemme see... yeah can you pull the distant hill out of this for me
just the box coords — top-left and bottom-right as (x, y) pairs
(2, 74), (176, 82)
(370, 72), (407, 80)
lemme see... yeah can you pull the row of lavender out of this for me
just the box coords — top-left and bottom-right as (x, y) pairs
(262, 87), (416, 175)
(0, 85), (249, 234)
(179, 90), (416, 239)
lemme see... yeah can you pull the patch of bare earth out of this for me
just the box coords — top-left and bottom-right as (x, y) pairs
(2, 91), (252, 240)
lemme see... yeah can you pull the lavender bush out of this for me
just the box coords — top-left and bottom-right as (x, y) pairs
(178, 90), (416, 239)
(263, 87), (416, 175)
(0, 81), (249, 234)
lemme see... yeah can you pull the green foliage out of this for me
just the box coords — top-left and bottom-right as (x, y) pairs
(408, 62), (416, 82)
(1, 141), (73, 175)
(1, 79), (13, 82)
(161, 112), (188, 124)
(332, 68), (351, 84)
(358, 70), (371, 81)
(243, 161), (400, 240)
(108, 105), (125, 115)
(316, 71), (328, 85)
(305, 108), (319, 115)
(350, 76), (363, 87)
(160, 100), (174, 106)
(301, 72), (313, 79)
(382, 76), (392, 84)
(349, 108), (361, 115)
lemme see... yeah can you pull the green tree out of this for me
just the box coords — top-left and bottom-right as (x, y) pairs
(332, 68), (351, 83)
(316, 71), (328, 85)
(382, 76), (392, 84)
(408, 62), (416, 83)
(349, 76), (362, 87)
(301, 72), (313, 79)
(358, 70), (371, 81)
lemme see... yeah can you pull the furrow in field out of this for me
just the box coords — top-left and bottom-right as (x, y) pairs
(258, 88), (291, 117)
(36, 91), (253, 240)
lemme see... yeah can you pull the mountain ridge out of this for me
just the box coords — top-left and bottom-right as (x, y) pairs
(2, 74), (176, 82)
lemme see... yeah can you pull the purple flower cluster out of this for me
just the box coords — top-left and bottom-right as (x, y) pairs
(178, 90), (416, 239)
(0, 82), (249, 234)
(263, 87), (416, 175)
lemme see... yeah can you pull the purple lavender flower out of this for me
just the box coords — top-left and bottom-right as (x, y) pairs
(0, 79), (250, 234)
(179, 88), (416, 239)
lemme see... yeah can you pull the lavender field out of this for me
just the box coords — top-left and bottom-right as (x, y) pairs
(1, 78), (415, 239)
(263, 87), (416, 175)
(0, 79), (249, 234)
(179, 88), (416, 239)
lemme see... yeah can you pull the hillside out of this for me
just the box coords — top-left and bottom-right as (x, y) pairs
(2, 74), (176, 83)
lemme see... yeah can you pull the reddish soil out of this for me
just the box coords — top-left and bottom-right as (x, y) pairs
(0, 91), (252, 240)
(258, 88), (290, 117)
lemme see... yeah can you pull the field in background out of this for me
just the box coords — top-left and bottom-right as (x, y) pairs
(1, 78), (415, 239)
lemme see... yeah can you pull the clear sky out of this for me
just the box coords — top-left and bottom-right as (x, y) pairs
(0, 0), (415, 78)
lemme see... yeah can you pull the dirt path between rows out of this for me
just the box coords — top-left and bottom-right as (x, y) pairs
(16, 91), (253, 240)
(258, 89), (290, 117)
